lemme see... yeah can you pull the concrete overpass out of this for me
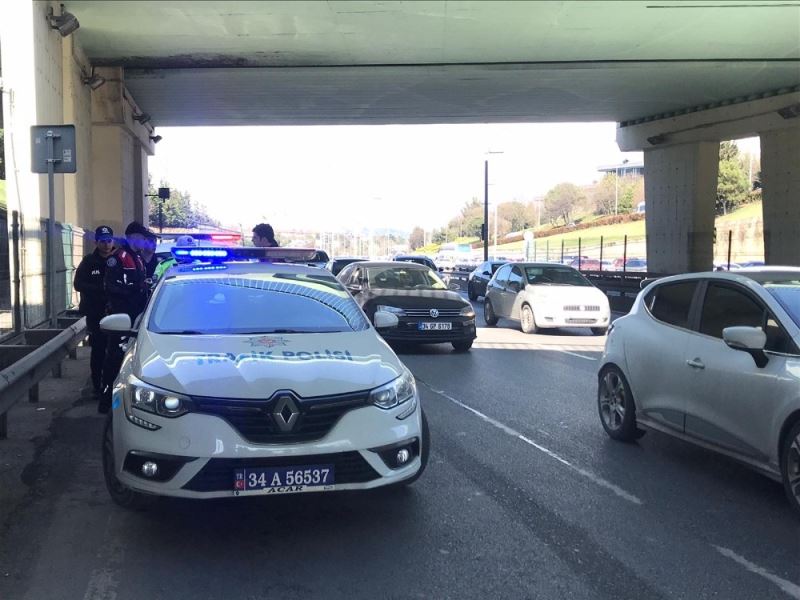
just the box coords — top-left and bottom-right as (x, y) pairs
(2, 1), (800, 325)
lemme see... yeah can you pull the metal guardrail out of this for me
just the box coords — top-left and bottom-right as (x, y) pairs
(0, 315), (87, 439)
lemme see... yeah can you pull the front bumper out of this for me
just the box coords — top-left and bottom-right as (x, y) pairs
(111, 392), (423, 499)
(534, 311), (610, 329)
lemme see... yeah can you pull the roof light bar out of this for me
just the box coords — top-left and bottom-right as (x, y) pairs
(171, 246), (317, 263)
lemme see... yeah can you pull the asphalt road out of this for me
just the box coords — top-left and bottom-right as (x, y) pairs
(1, 298), (799, 600)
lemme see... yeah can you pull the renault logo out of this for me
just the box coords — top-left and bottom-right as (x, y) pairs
(430, 308), (439, 318)
(272, 394), (300, 432)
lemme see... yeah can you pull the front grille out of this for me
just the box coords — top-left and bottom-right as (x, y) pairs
(566, 318), (598, 325)
(182, 452), (380, 492)
(563, 305), (601, 312)
(191, 391), (370, 444)
(403, 308), (463, 318)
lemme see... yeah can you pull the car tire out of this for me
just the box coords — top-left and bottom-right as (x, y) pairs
(597, 366), (645, 442)
(520, 304), (538, 334)
(780, 419), (800, 515)
(591, 327), (608, 336)
(396, 410), (430, 487)
(484, 299), (498, 326)
(452, 339), (473, 352)
(102, 416), (154, 510)
(467, 283), (477, 301)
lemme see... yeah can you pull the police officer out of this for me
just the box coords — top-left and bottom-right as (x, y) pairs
(139, 228), (161, 283)
(73, 225), (115, 397)
(99, 222), (149, 413)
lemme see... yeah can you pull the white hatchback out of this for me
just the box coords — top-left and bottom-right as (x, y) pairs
(101, 253), (427, 508)
(598, 268), (800, 514)
(484, 263), (611, 335)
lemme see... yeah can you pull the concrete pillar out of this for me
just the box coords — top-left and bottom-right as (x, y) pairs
(643, 142), (720, 274)
(761, 127), (800, 266)
(90, 67), (155, 233)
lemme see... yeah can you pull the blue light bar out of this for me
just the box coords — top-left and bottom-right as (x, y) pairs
(189, 265), (229, 272)
(171, 246), (317, 263)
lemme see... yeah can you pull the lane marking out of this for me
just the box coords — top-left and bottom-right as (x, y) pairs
(713, 545), (800, 599)
(473, 342), (600, 361)
(421, 382), (642, 505)
(556, 349), (599, 361)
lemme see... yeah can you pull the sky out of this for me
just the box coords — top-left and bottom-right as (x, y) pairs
(147, 124), (759, 235)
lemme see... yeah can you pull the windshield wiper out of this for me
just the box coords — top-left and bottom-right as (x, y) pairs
(155, 330), (207, 335)
(238, 329), (343, 334)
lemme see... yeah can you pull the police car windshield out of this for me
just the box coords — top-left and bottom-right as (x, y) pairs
(148, 275), (369, 334)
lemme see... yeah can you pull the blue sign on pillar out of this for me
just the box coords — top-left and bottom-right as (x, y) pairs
(31, 125), (77, 173)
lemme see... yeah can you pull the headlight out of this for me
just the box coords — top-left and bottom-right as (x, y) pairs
(376, 305), (406, 317)
(370, 370), (416, 410)
(460, 305), (476, 318)
(124, 376), (191, 428)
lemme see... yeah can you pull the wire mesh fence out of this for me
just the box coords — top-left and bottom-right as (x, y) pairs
(0, 210), (85, 340)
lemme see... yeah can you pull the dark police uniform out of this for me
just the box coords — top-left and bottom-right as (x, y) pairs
(74, 229), (113, 393)
(100, 240), (148, 412)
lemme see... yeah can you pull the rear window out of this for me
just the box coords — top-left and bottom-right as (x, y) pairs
(148, 273), (369, 334)
(645, 281), (698, 329)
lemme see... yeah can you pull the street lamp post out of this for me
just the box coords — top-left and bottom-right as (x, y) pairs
(483, 151), (503, 262)
(484, 159), (489, 262)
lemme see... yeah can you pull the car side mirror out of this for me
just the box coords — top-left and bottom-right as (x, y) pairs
(482, 271), (491, 277)
(347, 284), (362, 293)
(722, 326), (769, 368)
(100, 313), (136, 336)
(373, 311), (399, 330)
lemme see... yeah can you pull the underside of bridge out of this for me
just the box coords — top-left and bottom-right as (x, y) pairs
(1, 1), (799, 317)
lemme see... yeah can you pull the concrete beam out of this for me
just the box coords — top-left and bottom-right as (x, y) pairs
(617, 92), (800, 151)
(761, 127), (800, 266)
(644, 142), (719, 274)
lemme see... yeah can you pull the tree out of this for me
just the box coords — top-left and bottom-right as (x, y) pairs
(716, 159), (750, 215)
(592, 174), (617, 215)
(409, 226), (425, 250)
(148, 180), (220, 229)
(543, 183), (583, 226)
(716, 142), (751, 215)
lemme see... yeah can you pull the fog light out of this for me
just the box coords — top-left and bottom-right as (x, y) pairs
(396, 449), (411, 465)
(141, 461), (158, 478)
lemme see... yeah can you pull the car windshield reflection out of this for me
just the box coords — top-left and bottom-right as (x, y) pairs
(524, 266), (592, 287)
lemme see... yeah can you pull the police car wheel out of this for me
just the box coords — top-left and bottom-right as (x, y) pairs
(102, 417), (154, 510)
(391, 410), (430, 488)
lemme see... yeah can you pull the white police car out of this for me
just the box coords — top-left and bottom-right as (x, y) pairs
(100, 247), (428, 508)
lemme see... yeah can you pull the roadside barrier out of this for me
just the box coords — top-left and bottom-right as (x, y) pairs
(0, 314), (86, 439)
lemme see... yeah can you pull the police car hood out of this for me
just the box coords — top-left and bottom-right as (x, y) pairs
(133, 330), (404, 399)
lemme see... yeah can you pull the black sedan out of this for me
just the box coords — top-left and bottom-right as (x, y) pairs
(467, 261), (506, 301)
(337, 261), (476, 352)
